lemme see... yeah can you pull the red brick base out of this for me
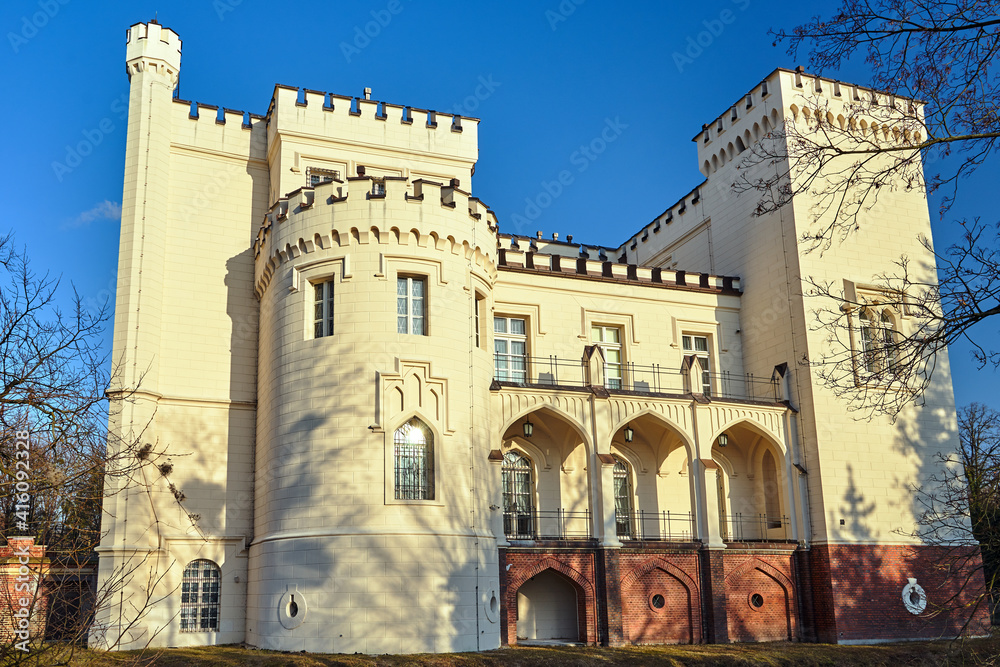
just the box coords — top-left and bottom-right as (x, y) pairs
(809, 543), (991, 642)
(499, 542), (990, 647)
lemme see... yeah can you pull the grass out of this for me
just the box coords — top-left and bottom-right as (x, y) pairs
(24, 635), (999, 667)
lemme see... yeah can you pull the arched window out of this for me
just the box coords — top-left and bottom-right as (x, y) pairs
(394, 417), (433, 500)
(880, 310), (897, 371)
(761, 451), (781, 529)
(859, 309), (878, 373)
(180, 559), (220, 632)
(613, 457), (635, 539)
(502, 451), (534, 539)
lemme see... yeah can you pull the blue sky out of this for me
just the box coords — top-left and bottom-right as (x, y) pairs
(0, 0), (996, 412)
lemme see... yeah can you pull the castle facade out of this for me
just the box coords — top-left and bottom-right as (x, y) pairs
(91, 21), (988, 653)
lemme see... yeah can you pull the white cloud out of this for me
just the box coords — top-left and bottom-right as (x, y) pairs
(66, 200), (122, 229)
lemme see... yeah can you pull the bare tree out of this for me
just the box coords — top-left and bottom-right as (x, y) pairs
(737, 1), (1000, 416)
(0, 232), (176, 665)
(958, 402), (1000, 624)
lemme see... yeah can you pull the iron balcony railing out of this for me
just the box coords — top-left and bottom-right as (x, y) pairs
(503, 509), (592, 540)
(493, 354), (781, 403)
(721, 513), (792, 542)
(494, 355), (587, 387)
(615, 510), (698, 542)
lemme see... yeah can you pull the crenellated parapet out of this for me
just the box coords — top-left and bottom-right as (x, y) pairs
(125, 21), (181, 88)
(693, 67), (925, 178)
(252, 175), (499, 297)
(169, 98), (267, 158)
(265, 85), (479, 197)
(498, 245), (740, 295)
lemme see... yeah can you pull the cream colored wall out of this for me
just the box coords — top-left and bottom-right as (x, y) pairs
(266, 86), (479, 203)
(624, 68), (961, 547)
(95, 22), (265, 650)
(248, 172), (500, 654)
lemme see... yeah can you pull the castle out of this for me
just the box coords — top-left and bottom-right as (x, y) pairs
(91, 21), (989, 652)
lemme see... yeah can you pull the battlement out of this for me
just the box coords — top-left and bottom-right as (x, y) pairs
(616, 182), (706, 258)
(694, 68), (925, 178)
(498, 245), (740, 296)
(266, 84), (480, 168)
(125, 21), (181, 85)
(253, 176), (499, 297)
(497, 234), (616, 262)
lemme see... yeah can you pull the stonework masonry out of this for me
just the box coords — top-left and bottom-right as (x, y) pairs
(90, 22), (990, 653)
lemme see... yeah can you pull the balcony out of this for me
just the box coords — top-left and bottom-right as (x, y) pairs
(493, 354), (781, 403)
(503, 509), (592, 541)
(721, 513), (793, 542)
(615, 510), (698, 542)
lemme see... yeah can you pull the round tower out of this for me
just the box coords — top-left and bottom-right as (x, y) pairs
(91, 21), (182, 651)
(248, 175), (501, 653)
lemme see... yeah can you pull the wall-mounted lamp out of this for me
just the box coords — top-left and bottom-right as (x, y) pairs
(624, 423), (634, 443)
(522, 417), (534, 439)
(717, 433), (729, 447)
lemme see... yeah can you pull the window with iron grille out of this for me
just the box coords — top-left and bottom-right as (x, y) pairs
(397, 276), (426, 335)
(180, 559), (220, 632)
(394, 418), (433, 500)
(494, 317), (527, 382)
(682, 334), (711, 394)
(613, 457), (635, 538)
(502, 451), (534, 538)
(313, 280), (334, 338)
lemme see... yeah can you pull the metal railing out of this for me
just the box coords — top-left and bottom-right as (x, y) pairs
(710, 371), (781, 402)
(492, 355), (782, 404)
(503, 509), (592, 540)
(494, 355), (587, 387)
(616, 510), (697, 542)
(721, 513), (792, 542)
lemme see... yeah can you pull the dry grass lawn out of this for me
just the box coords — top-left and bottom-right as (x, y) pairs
(19, 635), (997, 667)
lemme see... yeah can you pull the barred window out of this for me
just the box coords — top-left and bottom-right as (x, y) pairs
(180, 559), (220, 632)
(613, 457), (635, 539)
(502, 451), (534, 539)
(394, 418), (433, 500)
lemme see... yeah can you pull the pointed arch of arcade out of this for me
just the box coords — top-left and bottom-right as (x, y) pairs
(506, 556), (598, 644)
(609, 407), (696, 462)
(711, 417), (786, 458)
(500, 403), (594, 460)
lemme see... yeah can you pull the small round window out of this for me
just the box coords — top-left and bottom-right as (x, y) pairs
(750, 593), (764, 608)
(651, 594), (665, 609)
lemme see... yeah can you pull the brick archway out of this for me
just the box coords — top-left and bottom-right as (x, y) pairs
(621, 556), (702, 644)
(724, 556), (797, 642)
(505, 556), (598, 644)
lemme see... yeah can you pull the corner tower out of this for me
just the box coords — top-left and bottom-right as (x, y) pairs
(94, 21), (265, 650)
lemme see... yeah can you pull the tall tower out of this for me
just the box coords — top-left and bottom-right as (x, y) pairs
(93, 21), (264, 649)
(91, 21), (181, 650)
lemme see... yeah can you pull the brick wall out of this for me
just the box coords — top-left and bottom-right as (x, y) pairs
(723, 550), (797, 642)
(619, 551), (702, 644)
(501, 548), (599, 645)
(810, 544), (991, 642)
(0, 538), (49, 645)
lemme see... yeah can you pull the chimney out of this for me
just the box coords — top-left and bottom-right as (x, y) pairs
(363, 87), (372, 100)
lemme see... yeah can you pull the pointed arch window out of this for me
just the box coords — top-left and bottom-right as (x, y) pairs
(180, 559), (220, 632)
(613, 457), (635, 539)
(394, 418), (433, 500)
(761, 451), (781, 529)
(859, 309), (878, 373)
(502, 451), (534, 539)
